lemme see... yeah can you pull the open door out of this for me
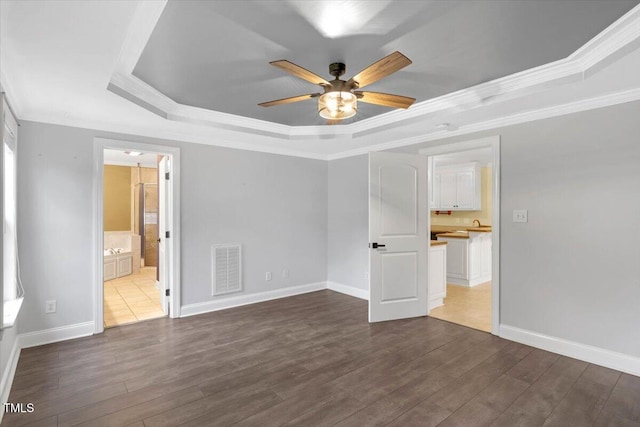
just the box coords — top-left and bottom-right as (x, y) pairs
(369, 152), (427, 322)
(157, 155), (171, 315)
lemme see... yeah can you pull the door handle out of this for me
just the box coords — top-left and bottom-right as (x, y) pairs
(370, 243), (386, 249)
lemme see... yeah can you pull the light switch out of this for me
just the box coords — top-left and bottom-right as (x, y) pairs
(513, 210), (528, 223)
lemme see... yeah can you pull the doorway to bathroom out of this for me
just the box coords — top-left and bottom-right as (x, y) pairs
(94, 138), (181, 333)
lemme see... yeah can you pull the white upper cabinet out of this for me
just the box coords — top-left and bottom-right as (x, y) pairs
(431, 163), (481, 211)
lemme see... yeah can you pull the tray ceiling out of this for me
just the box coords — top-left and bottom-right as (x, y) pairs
(132, 0), (638, 126)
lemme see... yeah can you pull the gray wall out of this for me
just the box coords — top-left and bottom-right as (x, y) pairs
(17, 121), (328, 333)
(328, 100), (640, 358)
(327, 155), (369, 291)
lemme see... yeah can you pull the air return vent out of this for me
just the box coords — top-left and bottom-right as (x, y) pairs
(212, 244), (242, 296)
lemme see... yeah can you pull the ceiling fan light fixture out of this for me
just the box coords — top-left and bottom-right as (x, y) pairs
(318, 91), (357, 120)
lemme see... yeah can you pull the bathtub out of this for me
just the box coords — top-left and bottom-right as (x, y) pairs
(104, 248), (133, 281)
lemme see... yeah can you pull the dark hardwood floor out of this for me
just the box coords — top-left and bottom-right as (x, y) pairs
(5, 290), (639, 426)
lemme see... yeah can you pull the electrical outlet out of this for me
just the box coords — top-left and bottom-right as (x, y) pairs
(282, 269), (289, 278)
(513, 209), (528, 223)
(45, 300), (56, 314)
(265, 272), (272, 281)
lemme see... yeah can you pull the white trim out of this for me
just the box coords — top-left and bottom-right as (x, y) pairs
(420, 136), (501, 335)
(327, 281), (369, 301)
(326, 88), (640, 160)
(113, 0), (168, 75)
(18, 322), (94, 349)
(500, 325), (640, 377)
(180, 282), (327, 317)
(0, 336), (20, 424)
(106, 4), (640, 144)
(94, 138), (182, 335)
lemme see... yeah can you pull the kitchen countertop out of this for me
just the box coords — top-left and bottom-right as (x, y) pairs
(437, 232), (471, 239)
(430, 241), (448, 246)
(432, 225), (492, 234)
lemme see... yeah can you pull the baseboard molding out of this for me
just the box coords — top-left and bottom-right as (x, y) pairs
(0, 335), (21, 424)
(18, 321), (95, 349)
(500, 325), (640, 377)
(180, 282), (327, 317)
(327, 281), (370, 300)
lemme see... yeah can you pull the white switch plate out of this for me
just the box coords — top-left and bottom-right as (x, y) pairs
(364, 272), (370, 280)
(265, 272), (272, 281)
(513, 210), (528, 223)
(45, 300), (56, 313)
(282, 269), (289, 278)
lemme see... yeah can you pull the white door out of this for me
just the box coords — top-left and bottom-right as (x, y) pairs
(157, 156), (171, 315)
(369, 152), (428, 322)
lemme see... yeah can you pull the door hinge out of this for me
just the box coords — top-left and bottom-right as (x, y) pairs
(165, 172), (170, 180)
(165, 231), (170, 238)
(165, 289), (170, 297)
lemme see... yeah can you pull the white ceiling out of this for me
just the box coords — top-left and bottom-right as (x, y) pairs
(133, 0), (637, 126)
(1, 1), (640, 160)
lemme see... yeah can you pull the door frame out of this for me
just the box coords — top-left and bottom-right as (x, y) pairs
(419, 135), (501, 335)
(93, 137), (181, 334)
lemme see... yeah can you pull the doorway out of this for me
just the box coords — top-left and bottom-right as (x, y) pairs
(367, 136), (500, 335)
(420, 136), (500, 334)
(94, 138), (181, 334)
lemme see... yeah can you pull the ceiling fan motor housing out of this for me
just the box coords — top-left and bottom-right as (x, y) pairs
(329, 62), (346, 78)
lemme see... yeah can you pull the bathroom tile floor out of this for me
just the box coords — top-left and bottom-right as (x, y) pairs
(429, 281), (492, 332)
(103, 267), (165, 328)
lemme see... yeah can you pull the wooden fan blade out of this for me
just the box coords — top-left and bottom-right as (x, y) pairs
(270, 60), (330, 86)
(348, 51), (412, 89)
(355, 91), (415, 109)
(258, 93), (320, 107)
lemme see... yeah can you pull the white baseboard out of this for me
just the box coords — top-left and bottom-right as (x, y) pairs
(500, 325), (640, 377)
(0, 334), (21, 424)
(180, 282), (327, 317)
(18, 322), (95, 349)
(327, 281), (369, 300)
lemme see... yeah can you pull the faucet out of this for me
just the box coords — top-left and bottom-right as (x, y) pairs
(472, 219), (481, 227)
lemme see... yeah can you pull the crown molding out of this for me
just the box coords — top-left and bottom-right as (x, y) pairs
(18, 111), (329, 160)
(106, 4), (640, 147)
(325, 88), (640, 160)
(0, 70), (22, 120)
(18, 87), (640, 162)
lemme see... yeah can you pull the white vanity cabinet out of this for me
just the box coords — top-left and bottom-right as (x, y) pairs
(437, 232), (491, 286)
(431, 163), (481, 211)
(428, 242), (447, 310)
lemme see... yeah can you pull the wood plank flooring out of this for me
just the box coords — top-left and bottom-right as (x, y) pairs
(5, 290), (639, 426)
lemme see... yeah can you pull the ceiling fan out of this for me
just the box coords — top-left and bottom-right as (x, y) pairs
(259, 51), (416, 123)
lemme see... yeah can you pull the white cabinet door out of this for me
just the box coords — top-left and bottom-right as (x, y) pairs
(442, 238), (467, 279)
(104, 259), (117, 281)
(468, 237), (482, 280)
(433, 163), (481, 210)
(480, 233), (492, 277)
(428, 244), (447, 309)
(456, 170), (475, 209)
(117, 256), (132, 277)
(439, 172), (458, 209)
(430, 173), (441, 210)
